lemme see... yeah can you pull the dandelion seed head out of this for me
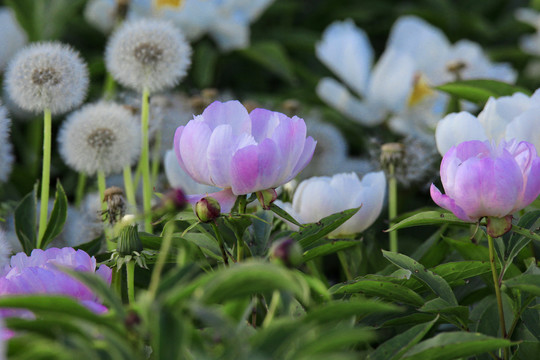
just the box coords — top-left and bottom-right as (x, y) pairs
(105, 19), (192, 92)
(0, 104), (14, 183)
(5, 42), (89, 114)
(58, 102), (140, 176)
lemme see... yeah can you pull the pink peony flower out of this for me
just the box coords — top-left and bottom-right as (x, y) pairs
(0, 247), (112, 315)
(174, 100), (316, 212)
(430, 140), (540, 222)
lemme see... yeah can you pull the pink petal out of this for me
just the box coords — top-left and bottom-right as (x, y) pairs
(250, 108), (281, 142)
(430, 184), (473, 221)
(202, 100), (251, 134)
(289, 136), (317, 182)
(178, 121), (213, 185)
(186, 188), (238, 213)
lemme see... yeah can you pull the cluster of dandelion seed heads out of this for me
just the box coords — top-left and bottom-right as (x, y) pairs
(58, 102), (141, 176)
(105, 19), (192, 93)
(5, 42), (89, 115)
(0, 104), (14, 182)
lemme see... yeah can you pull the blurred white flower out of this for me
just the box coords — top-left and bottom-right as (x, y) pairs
(0, 7), (27, 71)
(164, 149), (218, 194)
(0, 105), (14, 183)
(516, 8), (540, 57)
(435, 90), (540, 155)
(275, 171), (386, 237)
(316, 16), (517, 139)
(84, 0), (117, 34)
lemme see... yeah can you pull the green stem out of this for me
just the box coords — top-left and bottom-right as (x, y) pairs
(112, 267), (122, 299)
(151, 131), (161, 185)
(211, 222), (229, 266)
(74, 172), (86, 208)
(487, 234), (508, 359)
(126, 261), (135, 304)
(337, 251), (353, 281)
(97, 171), (114, 250)
(262, 291), (281, 328)
(123, 165), (136, 209)
(37, 108), (52, 247)
(388, 164), (398, 253)
(507, 295), (535, 339)
(103, 72), (116, 101)
(140, 87), (153, 233)
(148, 223), (175, 300)
(238, 195), (247, 214)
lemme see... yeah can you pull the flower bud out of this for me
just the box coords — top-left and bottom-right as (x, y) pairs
(117, 224), (143, 256)
(270, 238), (303, 268)
(195, 196), (221, 222)
(162, 188), (187, 211)
(256, 188), (277, 210)
(486, 215), (513, 238)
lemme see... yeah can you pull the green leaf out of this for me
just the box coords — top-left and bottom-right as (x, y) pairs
(270, 202), (303, 227)
(330, 279), (424, 307)
(430, 261), (492, 287)
(192, 41), (217, 88)
(14, 186), (37, 254)
(291, 207), (360, 248)
(198, 261), (310, 305)
(506, 211), (540, 265)
(292, 327), (375, 358)
(40, 180), (68, 249)
(73, 235), (105, 257)
(248, 210), (273, 256)
(239, 41), (296, 83)
(402, 332), (515, 360)
(419, 298), (469, 327)
(504, 274), (540, 296)
(383, 251), (457, 306)
(304, 299), (401, 324)
(510, 224), (540, 244)
(367, 316), (438, 360)
(386, 211), (470, 232)
(302, 239), (358, 262)
(436, 79), (531, 105)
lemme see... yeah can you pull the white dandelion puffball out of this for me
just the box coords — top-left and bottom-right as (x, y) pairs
(5, 42), (89, 115)
(0, 105), (14, 183)
(58, 102), (141, 175)
(105, 19), (192, 92)
(0, 7), (27, 70)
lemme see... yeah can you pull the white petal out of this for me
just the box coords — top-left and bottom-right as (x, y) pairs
(435, 112), (488, 156)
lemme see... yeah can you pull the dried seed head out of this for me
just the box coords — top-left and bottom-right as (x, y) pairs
(105, 19), (191, 92)
(5, 42), (88, 114)
(103, 186), (126, 225)
(58, 102), (140, 175)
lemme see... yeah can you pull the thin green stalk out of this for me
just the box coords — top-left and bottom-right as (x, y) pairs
(337, 251), (353, 281)
(148, 224), (175, 300)
(74, 172), (87, 208)
(211, 222), (229, 266)
(37, 108), (52, 247)
(140, 87), (153, 233)
(151, 131), (161, 185)
(507, 295), (535, 339)
(388, 164), (398, 253)
(126, 261), (136, 304)
(262, 291), (281, 328)
(103, 72), (116, 101)
(112, 267), (122, 298)
(123, 165), (136, 208)
(97, 171), (114, 250)
(487, 234), (508, 359)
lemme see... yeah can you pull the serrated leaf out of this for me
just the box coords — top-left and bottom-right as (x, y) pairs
(367, 316), (438, 360)
(302, 239), (358, 262)
(291, 207), (360, 248)
(383, 251), (457, 306)
(14, 186), (37, 254)
(330, 279), (424, 307)
(386, 211), (470, 232)
(402, 332), (515, 360)
(41, 180), (68, 249)
(504, 274), (540, 296)
(436, 79), (531, 105)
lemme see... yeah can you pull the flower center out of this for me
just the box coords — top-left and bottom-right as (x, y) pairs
(407, 73), (434, 107)
(31, 67), (61, 86)
(153, 0), (184, 10)
(87, 128), (116, 150)
(134, 43), (164, 65)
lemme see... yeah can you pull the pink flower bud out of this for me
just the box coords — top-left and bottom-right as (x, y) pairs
(256, 188), (277, 210)
(195, 196), (221, 223)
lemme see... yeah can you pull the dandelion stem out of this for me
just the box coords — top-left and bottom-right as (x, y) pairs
(388, 163), (398, 253)
(487, 234), (508, 359)
(97, 170), (114, 249)
(37, 108), (52, 247)
(123, 165), (136, 208)
(103, 72), (116, 101)
(140, 87), (153, 233)
(151, 131), (161, 185)
(126, 261), (136, 304)
(74, 172), (86, 208)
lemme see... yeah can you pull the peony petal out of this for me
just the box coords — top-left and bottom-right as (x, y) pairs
(201, 100), (251, 135)
(430, 184), (473, 221)
(506, 107), (540, 155)
(250, 108), (280, 142)
(435, 112), (488, 156)
(288, 136), (317, 182)
(178, 120), (213, 185)
(173, 126), (186, 171)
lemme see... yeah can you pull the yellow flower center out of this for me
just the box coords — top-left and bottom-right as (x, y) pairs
(153, 0), (184, 10)
(407, 74), (434, 107)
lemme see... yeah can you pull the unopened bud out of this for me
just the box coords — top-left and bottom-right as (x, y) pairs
(196, 197), (221, 222)
(163, 188), (187, 211)
(256, 189), (277, 210)
(117, 224), (143, 256)
(270, 238), (303, 268)
(380, 142), (405, 168)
